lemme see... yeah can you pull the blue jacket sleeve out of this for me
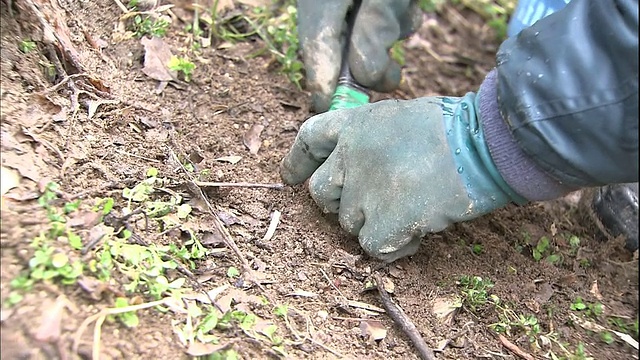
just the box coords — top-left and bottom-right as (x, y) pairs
(495, 0), (638, 187)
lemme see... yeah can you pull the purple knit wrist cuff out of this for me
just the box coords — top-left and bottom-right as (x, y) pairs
(478, 69), (577, 201)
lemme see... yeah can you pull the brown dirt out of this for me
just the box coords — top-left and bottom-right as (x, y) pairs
(1, 1), (637, 360)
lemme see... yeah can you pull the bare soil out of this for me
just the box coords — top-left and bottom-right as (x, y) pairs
(1, 1), (637, 359)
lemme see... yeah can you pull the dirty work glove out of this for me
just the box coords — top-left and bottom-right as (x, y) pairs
(280, 92), (529, 262)
(297, 0), (422, 112)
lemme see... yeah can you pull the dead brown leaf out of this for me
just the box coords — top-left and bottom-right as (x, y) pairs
(243, 124), (264, 155)
(68, 211), (103, 228)
(186, 342), (229, 356)
(140, 36), (177, 82)
(34, 296), (69, 343)
(432, 297), (460, 325)
(360, 320), (387, 341)
(1, 166), (21, 196)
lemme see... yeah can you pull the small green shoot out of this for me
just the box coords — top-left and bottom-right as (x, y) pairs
(457, 275), (494, 311)
(114, 297), (140, 328)
(533, 236), (550, 261)
(168, 56), (196, 82)
(390, 41), (406, 66)
(472, 244), (484, 255)
(19, 39), (37, 53)
(227, 266), (240, 278)
(600, 331), (614, 345)
(132, 15), (170, 38)
(570, 297), (587, 311)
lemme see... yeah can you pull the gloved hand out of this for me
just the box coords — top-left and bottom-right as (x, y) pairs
(280, 93), (527, 262)
(297, 0), (422, 112)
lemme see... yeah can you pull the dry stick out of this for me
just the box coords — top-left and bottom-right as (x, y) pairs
(497, 334), (534, 360)
(112, 0), (130, 13)
(168, 147), (273, 302)
(373, 274), (436, 360)
(194, 181), (285, 190)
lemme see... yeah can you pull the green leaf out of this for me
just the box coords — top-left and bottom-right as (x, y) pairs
(227, 267), (240, 278)
(199, 311), (219, 333)
(146, 168), (159, 177)
(273, 304), (288, 317)
(68, 231), (83, 250)
(176, 203), (192, 219)
(51, 253), (69, 268)
(7, 291), (24, 305)
(240, 313), (257, 331)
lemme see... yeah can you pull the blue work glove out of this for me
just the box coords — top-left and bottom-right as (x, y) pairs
(297, 0), (422, 112)
(280, 93), (527, 262)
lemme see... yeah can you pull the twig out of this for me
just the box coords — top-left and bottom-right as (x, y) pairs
(112, 0), (130, 13)
(373, 274), (436, 360)
(262, 210), (281, 241)
(115, 149), (161, 162)
(168, 146), (273, 302)
(39, 73), (90, 94)
(318, 267), (346, 299)
(194, 181), (284, 190)
(497, 334), (534, 360)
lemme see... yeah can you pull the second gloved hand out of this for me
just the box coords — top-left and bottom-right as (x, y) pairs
(280, 94), (527, 262)
(297, 0), (422, 112)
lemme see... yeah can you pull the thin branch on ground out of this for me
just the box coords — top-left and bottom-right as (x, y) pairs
(167, 146), (273, 302)
(373, 274), (436, 360)
(194, 181), (285, 190)
(112, 0), (130, 13)
(497, 334), (534, 360)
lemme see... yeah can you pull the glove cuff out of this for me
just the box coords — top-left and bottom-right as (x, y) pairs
(478, 69), (578, 201)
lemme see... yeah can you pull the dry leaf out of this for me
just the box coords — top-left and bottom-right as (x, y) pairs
(286, 289), (317, 297)
(1, 166), (20, 196)
(243, 124), (264, 155)
(262, 210), (281, 241)
(88, 99), (119, 119)
(236, 0), (271, 7)
(590, 280), (603, 301)
(360, 320), (387, 341)
(68, 210), (103, 228)
(432, 297), (460, 325)
(35, 296), (69, 342)
(186, 342), (228, 356)
(214, 155), (242, 164)
(2, 151), (42, 183)
(140, 36), (177, 82)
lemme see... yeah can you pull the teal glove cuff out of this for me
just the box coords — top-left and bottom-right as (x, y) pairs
(442, 93), (527, 215)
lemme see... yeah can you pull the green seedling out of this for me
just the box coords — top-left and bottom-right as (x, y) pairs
(227, 266), (240, 278)
(457, 275), (494, 311)
(472, 244), (484, 255)
(457, 0), (515, 41)
(132, 14), (170, 38)
(489, 296), (541, 342)
(168, 56), (196, 82)
(533, 236), (550, 261)
(254, 4), (303, 88)
(600, 331), (614, 345)
(570, 297), (604, 318)
(390, 41), (406, 66)
(570, 297), (587, 311)
(19, 39), (37, 53)
(419, 0), (447, 12)
(113, 297), (140, 328)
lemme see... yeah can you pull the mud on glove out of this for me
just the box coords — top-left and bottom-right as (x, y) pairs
(281, 91), (528, 263)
